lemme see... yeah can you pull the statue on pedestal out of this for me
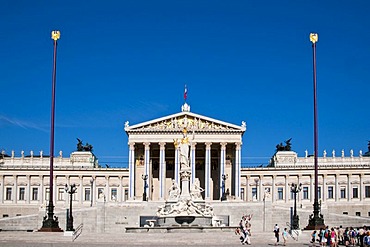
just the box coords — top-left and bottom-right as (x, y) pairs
(174, 128), (190, 169)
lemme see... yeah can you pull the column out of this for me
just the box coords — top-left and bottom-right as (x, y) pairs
(118, 176), (122, 202)
(285, 175), (289, 203)
(310, 175), (314, 203)
(235, 142), (242, 198)
(335, 174), (338, 202)
(79, 176), (83, 205)
(272, 175), (276, 202)
(159, 142), (166, 200)
(246, 175), (250, 201)
(92, 175), (96, 205)
(27, 175), (31, 204)
(258, 175), (263, 201)
(13, 175), (17, 204)
(205, 142), (212, 199)
(360, 173), (363, 201)
(322, 175), (326, 202)
(128, 142), (135, 199)
(106, 176), (110, 201)
(39, 175), (44, 205)
(220, 143), (227, 198)
(347, 174), (351, 202)
(144, 142), (151, 199)
(190, 142), (197, 184)
(0, 175), (4, 203)
(174, 145), (180, 185)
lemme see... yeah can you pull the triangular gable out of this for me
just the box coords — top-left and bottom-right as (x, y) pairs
(125, 111), (246, 133)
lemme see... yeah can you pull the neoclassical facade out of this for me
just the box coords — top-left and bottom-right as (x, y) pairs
(0, 104), (370, 230)
(124, 103), (246, 201)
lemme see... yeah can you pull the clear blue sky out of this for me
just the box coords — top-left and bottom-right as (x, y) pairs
(1, 1), (369, 167)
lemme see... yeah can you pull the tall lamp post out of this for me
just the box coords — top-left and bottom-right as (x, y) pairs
(306, 33), (325, 230)
(291, 183), (302, 229)
(65, 184), (77, 232)
(221, 174), (228, 201)
(142, 174), (148, 201)
(39, 30), (62, 232)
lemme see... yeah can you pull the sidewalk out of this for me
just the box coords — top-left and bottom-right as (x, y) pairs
(0, 230), (312, 246)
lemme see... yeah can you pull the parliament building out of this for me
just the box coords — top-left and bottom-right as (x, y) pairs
(1, 103), (370, 232)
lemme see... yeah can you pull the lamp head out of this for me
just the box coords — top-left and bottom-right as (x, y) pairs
(51, 30), (61, 41)
(310, 33), (318, 43)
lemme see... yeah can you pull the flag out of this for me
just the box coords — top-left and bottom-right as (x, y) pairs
(184, 85), (187, 101)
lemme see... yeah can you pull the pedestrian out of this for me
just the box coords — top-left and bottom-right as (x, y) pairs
(282, 228), (288, 246)
(274, 224), (280, 246)
(311, 230), (317, 246)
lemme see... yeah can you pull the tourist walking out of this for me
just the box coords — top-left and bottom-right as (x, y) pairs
(311, 230), (317, 246)
(274, 224), (280, 246)
(282, 228), (288, 246)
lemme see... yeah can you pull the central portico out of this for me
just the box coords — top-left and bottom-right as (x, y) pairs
(124, 103), (246, 201)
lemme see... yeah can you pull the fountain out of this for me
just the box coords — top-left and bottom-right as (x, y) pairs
(156, 128), (214, 227)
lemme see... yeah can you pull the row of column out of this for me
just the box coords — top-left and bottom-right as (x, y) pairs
(128, 142), (242, 200)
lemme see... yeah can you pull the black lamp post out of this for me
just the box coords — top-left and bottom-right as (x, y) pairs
(306, 33), (325, 230)
(65, 184), (77, 231)
(291, 183), (302, 229)
(39, 30), (62, 232)
(221, 174), (228, 201)
(142, 174), (148, 201)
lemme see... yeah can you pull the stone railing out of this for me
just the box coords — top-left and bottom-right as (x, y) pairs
(270, 150), (370, 168)
(0, 150), (98, 168)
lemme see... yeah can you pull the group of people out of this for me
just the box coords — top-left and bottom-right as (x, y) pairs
(310, 225), (370, 247)
(235, 214), (253, 245)
(273, 224), (289, 246)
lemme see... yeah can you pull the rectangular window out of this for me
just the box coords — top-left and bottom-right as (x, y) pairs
(290, 191), (294, 200)
(365, 186), (370, 198)
(85, 188), (91, 201)
(303, 187), (309, 200)
(353, 187), (359, 198)
(45, 188), (50, 201)
(340, 187), (346, 199)
(98, 188), (104, 200)
(277, 187), (284, 200)
(328, 186), (334, 199)
(19, 187), (25, 201)
(318, 187), (321, 199)
(240, 188), (245, 201)
(6, 188), (12, 200)
(252, 188), (257, 200)
(356, 212), (361, 216)
(32, 188), (38, 201)
(111, 188), (117, 201)
(124, 189), (128, 201)
(58, 188), (64, 201)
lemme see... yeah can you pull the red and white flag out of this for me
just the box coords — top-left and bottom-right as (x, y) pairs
(184, 85), (187, 101)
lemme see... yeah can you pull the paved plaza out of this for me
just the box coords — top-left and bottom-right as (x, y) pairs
(0, 230), (314, 247)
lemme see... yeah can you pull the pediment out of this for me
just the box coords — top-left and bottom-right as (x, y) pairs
(125, 111), (246, 133)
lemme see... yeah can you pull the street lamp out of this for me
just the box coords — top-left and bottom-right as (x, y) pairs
(221, 174), (228, 201)
(306, 33), (325, 230)
(39, 30), (62, 232)
(291, 183), (302, 229)
(142, 174), (148, 201)
(65, 184), (77, 231)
